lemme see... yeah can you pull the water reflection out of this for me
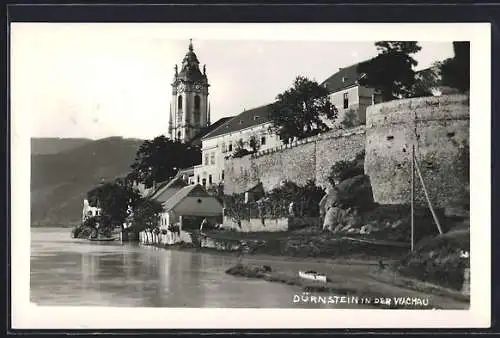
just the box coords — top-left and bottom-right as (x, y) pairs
(31, 228), (308, 308)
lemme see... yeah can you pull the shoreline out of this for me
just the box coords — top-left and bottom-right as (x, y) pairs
(143, 242), (469, 309)
(142, 241), (386, 266)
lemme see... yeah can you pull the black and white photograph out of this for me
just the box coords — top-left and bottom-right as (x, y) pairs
(11, 22), (490, 329)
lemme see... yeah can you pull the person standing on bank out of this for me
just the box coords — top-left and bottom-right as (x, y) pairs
(200, 217), (209, 234)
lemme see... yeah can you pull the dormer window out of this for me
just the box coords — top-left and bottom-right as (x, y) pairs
(239, 120), (244, 124)
(254, 115), (260, 120)
(342, 76), (348, 83)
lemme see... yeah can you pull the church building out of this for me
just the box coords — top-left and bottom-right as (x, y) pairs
(169, 39), (211, 143)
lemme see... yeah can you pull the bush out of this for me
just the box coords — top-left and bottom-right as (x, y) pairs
(327, 151), (365, 186)
(232, 148), (253, 158)
(341, 108), (361, 129)
(223, 179), (325, 220)
(396, 230), (470, 290)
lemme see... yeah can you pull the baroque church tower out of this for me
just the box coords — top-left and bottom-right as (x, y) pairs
(169, 39), (210, 143)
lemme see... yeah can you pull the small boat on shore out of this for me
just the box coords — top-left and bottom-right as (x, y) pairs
(298, 270), (328, 283)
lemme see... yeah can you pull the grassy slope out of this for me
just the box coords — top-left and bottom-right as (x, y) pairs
(31, 137), (143, 226)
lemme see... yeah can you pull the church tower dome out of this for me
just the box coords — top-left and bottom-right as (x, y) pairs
(169, 39), (210, 143)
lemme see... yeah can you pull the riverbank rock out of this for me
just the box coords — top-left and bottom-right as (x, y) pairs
(323, 207), (362, 232)
(225, 264), (272, 278)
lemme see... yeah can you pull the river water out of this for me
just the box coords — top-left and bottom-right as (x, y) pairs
(30, 227), (315, 308)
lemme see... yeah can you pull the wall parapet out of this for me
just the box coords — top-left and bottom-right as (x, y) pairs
(224, 125), (366, 195)
(248, 125), (365, 159)
(366, 94), (469, 129)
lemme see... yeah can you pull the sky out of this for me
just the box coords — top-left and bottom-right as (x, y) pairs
(11, 23), (455, 140)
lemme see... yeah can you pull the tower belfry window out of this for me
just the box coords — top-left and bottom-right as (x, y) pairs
(194, 95), (200, 110)
(178, 95), (183, 110)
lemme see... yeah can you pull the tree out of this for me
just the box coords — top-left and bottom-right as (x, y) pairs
(269, 76), (338, 142)
(232, 139), (252, 158)
(132, 198), (164, 243)
(128, 135), (201, 187)
(87, 179), (142, 229)
(440, 41), (470, 93)
(411, 63), (442, 98)
(249, 135), (261, 153)
(357, 41), (422, 101)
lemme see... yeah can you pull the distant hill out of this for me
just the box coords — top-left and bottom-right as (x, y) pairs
(31, 138), (93, 155)
(31, 136), (144, 226)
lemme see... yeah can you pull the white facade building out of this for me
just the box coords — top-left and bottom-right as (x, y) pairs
(321, 63), (383, 128)
(194, 104), (283, 188)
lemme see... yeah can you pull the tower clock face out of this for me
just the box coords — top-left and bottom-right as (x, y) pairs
(195, 84), (201, 91)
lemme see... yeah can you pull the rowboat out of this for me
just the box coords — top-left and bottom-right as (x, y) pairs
(298, 270), (328, 283)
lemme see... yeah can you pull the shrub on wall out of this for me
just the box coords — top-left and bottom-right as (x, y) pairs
(207, 182), (224, 203)
(341, 108), (361, 129)
(327, 150), (365, 186)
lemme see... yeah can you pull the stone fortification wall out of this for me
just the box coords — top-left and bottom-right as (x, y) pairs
(224, 95), (469, 211)
(364, 94), (469, 209)
(224, 126), (366, 195)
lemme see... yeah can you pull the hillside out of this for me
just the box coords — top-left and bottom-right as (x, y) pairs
(31, 136), (144, 226)
(31, 138), (93, 155)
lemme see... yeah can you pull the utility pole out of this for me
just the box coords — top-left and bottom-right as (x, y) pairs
(411, 144), (415, 252)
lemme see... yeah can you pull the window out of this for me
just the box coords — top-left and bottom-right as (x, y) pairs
(254, 115), (260, 120)
(221, 142), (226, 153)
(204, 154), (209, 165)
(178, 95), (183, 110)
(261, 136), (266, 145)
(210, 152), (215, 165)
(221, 170), (225, 181)
(177, 131), (181, 140)
(228, 143), (233, 152)
(194, 95), (200, 110)
(343, 92), (349, 109)
(197, 176), (200, 183)
(208, 175), (213, 185)
(202, 178), (207, 187)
